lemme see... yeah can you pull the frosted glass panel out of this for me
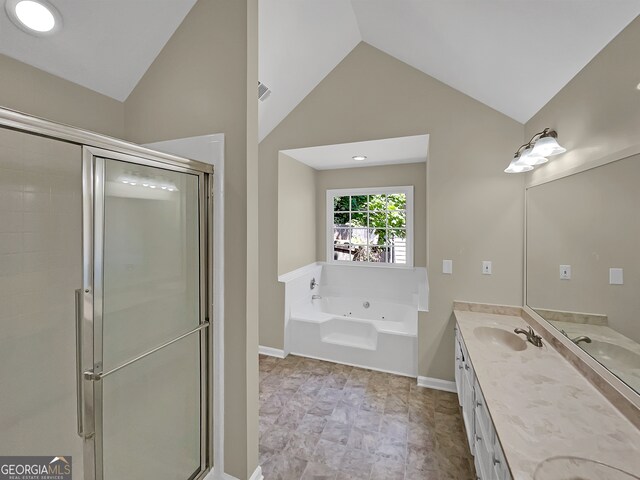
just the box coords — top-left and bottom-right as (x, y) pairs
(0, 128), (84, 476)
(102, 160), (200, 370)
(102, 334), (201, 480)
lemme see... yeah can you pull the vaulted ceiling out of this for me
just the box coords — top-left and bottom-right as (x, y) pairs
(0, 0), (637, 139)
(0, 0), (197, 101)
(259, 1), (640, 140)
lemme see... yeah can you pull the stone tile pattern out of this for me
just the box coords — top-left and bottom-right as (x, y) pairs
(259, 354), (475, 480)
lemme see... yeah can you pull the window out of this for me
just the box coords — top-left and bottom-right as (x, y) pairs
(327, 186), (413, 266)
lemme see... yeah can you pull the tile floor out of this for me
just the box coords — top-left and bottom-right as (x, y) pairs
(259, 354), (475, 480)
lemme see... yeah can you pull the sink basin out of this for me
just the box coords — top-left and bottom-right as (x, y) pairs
(473, 326), (527, 351)
(581, 341), (640, 371)
(534, 456), (640, 480)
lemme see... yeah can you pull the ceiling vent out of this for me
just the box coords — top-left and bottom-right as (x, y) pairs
(258, 81), (271, 101)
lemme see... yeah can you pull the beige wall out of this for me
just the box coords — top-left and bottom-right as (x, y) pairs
(259, 42), (525, 381)
(124, 0), (259, 478)
(0, 54), (125, 138)
(527, 154), (640, 342)
(278, 154), (318, 275)
(526, 16), (640, 184)
(316, 162), (427, 267)
(524, 18), (640, 342)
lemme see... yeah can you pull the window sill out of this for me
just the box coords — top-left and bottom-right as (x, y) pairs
(324, 260), (415, 270)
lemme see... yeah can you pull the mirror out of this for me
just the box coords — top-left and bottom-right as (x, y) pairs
(526, 153), (640, 394)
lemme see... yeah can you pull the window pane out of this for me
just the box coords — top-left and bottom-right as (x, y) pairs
(388, 229), (407, 241)
(368, 194), (386, 210)
(333, 246), (352, 261)
(334, 195), (349, 212)
(387, 193), (406, 210)
(351, 195), (368, 211)
(368, 210), (387, 229)
(333, 226), (350, 243)
(388, 229), (407, 264)
(350, 227), (367, 246)
(388, 210), (406, 229)
(333, 227), (352, 261)
(370, 227), (386, 245)
(329, 189), (410, 265)
(352, 246), (369, 262)
(369, 246), (389, 263)
(334, 212), (349, 225)
(350, 211), (367, 227)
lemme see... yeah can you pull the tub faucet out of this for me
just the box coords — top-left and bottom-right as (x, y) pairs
(571, 335), (592, 345)
(310, 277), (318, 290)
(514, 326), (543, 347)
(312, 294), (322, 300)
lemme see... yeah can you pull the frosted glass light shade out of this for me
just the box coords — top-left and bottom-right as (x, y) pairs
(531, 136), (566, 157)
(504, 158), (534, 173)
(515, 146), (548, 166)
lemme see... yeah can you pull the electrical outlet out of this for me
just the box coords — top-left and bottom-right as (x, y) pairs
(559, 265), (571, 280)
(609, 268), (623, 285)
(482, 261), (492, 275)
(443, 259), (453, 274)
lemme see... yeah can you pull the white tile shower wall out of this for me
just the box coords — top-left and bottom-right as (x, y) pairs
(0, 127), (84, 473)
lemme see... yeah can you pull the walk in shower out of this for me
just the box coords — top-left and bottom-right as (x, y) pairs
(0, 109), (213, 480)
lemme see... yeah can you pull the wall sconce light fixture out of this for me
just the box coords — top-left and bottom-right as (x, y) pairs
(504, 128), (566, 173)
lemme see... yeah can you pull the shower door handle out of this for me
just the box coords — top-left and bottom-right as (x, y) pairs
(75, 289), (84, 437)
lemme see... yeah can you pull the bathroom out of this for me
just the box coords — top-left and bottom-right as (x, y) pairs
(0, 1), (639, 480)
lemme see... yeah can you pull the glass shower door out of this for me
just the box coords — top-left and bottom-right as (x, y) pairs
(81, 153), (208, 480)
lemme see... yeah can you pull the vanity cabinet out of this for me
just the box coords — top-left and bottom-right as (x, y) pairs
(455, 326), (512, 480)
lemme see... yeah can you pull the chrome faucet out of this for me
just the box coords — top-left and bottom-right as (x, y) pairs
(310, 277), (318, 290)
(571, 335), (592, 345)
(514, 326), (543, 347)
(311, 294), (322, 300)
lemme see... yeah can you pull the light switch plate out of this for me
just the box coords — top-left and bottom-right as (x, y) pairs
(443, 259), (453, 274)
(609, 268), (623, 285)
(482, 261), (492, 275)
(560, 265), (571, 280)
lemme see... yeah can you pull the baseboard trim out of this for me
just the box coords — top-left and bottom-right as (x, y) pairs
(209, 465), (263, 480)
(259, 345), (286, 359)
(417, 376), (457, 393)
(249, 466), (264, 480)
(289, 351), (416, 378)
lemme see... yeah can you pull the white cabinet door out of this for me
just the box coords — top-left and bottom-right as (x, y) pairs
(455, 334), (463, 404)
(462, 365), (475, 453)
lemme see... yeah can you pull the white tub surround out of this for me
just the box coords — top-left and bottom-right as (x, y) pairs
(454, 305), (640, 480)
(279, 263), (428, 376)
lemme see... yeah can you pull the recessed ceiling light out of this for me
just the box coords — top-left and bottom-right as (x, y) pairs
(6, 0), (62, 35)
(352, 155), (367, 161)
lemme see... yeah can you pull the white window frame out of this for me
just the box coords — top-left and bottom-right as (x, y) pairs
(326, 186), (414, 268)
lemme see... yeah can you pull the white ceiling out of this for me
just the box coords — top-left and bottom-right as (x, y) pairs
(260, 1), (640, 140)
(258, 0), (361, 141)
(1, 0), (637, 129)
(281, 134), (429, 170)
(0, 0), (196, 101)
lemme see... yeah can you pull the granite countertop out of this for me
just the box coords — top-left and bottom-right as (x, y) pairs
(454, 308), (640, 480)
